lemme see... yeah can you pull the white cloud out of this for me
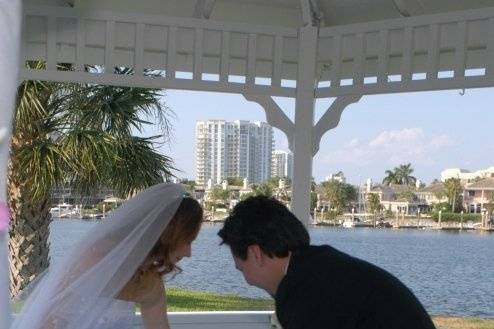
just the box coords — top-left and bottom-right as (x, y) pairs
(326, 128), (454, 166)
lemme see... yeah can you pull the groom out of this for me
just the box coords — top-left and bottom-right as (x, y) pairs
(218, 196), (436, 329)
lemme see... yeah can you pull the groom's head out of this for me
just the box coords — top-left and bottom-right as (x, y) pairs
(218, 196), (309, 294)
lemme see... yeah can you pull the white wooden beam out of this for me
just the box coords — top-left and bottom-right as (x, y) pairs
(243, 94), (294, 150)
(75, 18), (85, 72)
(46, 16), (57, 71)
(21, 69), (297, 97)
(401, 26), (413, 82)
(426, 24), (440, 80)
(134, 23), (145, 76)
(104, 20), (115, 74)
(454, 21), (467, 79)
(219, 31), (230, 83)
(291, 25), (317, 226)
(166, 26), (177, 79)
(246, 33), (257, 86)
(312, 95), (362, 156)
(272, 35), (283, 87)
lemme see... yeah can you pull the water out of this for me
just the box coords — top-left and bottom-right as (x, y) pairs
(49, 220), (494, 317)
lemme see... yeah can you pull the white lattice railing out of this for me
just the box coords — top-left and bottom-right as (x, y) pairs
(21, 5), (494, 98)
(137, 312), (273, 329)
(22, 5), (298, 97)
(316, 7), (494, 97)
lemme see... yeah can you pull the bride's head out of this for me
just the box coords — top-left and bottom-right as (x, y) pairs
(142, 197), (203, 275)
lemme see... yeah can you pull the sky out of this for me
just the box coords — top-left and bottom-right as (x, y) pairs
(145, 87), (494, 185)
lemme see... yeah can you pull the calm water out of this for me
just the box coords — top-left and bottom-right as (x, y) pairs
(49, 220), (494, 317)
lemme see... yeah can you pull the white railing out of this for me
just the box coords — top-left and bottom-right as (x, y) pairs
(21, 5), (494, 98)
(316, 7), (494, 97)
(22, 5), (298, 97)
(136, 311), (273, 329)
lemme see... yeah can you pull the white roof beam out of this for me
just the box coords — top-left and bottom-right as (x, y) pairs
(193, 0), (216, 19)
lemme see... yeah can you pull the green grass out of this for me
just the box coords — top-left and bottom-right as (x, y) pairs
(167, 287), (274, 312)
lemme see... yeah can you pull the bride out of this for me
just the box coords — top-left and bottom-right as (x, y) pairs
(10, 183), (203, 329)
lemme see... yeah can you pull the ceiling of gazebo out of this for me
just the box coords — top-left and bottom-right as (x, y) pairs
(30, 0), (494, 28)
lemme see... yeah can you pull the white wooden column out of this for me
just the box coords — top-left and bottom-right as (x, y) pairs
(291, 26), (318, 226)
(0, 1), (22, 328)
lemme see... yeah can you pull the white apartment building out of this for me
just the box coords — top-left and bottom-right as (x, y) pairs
(441, 166), (494, 182)
(271, 150), (293, 180)
(324, 171), (346, 184)
(195, 120), (273, 186)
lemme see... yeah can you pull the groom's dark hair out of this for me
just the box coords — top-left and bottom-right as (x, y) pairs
(218, 196), (310, 260)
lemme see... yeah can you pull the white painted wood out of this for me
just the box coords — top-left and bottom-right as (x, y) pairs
(167, 26), (177, 79)
(426, 24), (439, 80)
(134, 23), (145, 75)
(330, 34), (342, 87)
(454, 21), (467, 78)
(22, 5), (494, 98)
(246, 33), (257, 86)
(20, 69), (296, 97)
(243, 94), (294, 149)
(377, 29), (389, 85)
(354, 33), (365, 86)
(315, 75), (494, 97)
(194, 27), (204, 80)
(272, 35), (283, 87)
(0, 2), (22, 328)
(75, 18), (85, 71)
(220, 30), (230, 82)
(105, 20), (115, 74)
(401, 26), (413, 82)
(291, 25), (317, 226)
(46, 16), (57, 71)
(24, 5), (297, 38)
(312, 95), (362, 156)
(133, 312), (273, 329)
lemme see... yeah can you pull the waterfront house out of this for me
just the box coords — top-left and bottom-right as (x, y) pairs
(463, 177), (494, 213)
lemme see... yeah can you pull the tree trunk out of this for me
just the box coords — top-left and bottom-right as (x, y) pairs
(7, 150), (52, 298)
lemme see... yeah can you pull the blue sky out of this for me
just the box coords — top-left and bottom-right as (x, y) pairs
(147, 87), (494, 185)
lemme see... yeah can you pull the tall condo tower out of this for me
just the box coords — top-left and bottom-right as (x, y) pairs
(195, 120), (273, 186)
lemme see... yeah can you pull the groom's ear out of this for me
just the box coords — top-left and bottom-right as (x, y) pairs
(247, 244), (266, 267)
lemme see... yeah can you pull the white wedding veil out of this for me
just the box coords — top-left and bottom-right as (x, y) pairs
(10, 183), (185, 329)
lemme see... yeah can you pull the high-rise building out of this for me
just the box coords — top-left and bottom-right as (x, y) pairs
(271, 150), (293, 180)
(195, 120), (273, 186)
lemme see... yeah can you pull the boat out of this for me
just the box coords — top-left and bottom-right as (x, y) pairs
(50, 203), (76, 218)
(342, 217), (373, 228)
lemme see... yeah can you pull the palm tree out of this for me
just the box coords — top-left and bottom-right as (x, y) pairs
(382, 169), (398, 185)
(395, 163), (416, 185)
(8, 65), (174, 297)
(443, 178), (462, 213)
(367, 193), (381, 214)
(382, 163), (416, 186)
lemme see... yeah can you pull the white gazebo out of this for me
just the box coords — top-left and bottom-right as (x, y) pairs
(2, 0), (494, 327)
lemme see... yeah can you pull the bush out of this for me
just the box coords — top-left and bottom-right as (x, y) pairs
(431, 212), (481, 222)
